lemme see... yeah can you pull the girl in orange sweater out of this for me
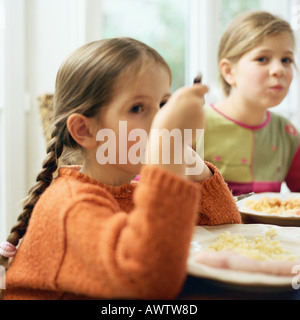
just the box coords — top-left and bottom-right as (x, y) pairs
(1, 38), (241, 300)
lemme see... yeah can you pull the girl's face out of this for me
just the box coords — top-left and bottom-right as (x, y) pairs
(230, 33), (294, 109)
(96, 61), (171, 180)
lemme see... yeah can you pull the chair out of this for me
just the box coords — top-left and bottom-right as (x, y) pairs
(37, 94), (54, 143)
(37, 94), (82, 165)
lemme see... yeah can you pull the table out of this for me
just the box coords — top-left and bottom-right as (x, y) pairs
(178, 218), (300, 300)
(178, 275), (300, 300)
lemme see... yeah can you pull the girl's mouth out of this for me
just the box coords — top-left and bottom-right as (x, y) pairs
(270, 85), (284, 92)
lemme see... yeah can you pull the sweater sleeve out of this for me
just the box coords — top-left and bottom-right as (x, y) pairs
(56, 166), (200, 300)
(285, 143), (300, 192)
(195, 162), (242, 226)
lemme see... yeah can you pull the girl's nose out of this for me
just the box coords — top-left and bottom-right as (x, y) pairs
(270, 60), (285, 77)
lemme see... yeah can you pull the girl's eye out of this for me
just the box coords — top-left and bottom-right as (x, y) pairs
(130, 105), (144, 114)
(282, 57), (293, 64)
(257, 57), (268, 63)
(160, 100), (168, 108)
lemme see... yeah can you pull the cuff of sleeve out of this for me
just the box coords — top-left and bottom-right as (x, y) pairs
(140, 165), (200, 196)
(197, 162), (242, 225)
(199, 162), (232, 195)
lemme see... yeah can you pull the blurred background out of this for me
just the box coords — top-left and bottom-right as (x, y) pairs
(0, 0), (300, 239)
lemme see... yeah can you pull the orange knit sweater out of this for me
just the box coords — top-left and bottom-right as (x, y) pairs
(3, 163), (241, 300)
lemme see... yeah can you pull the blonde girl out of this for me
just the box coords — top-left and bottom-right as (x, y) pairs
(1, 38), (241, 300)
(201, 11), (300, 196)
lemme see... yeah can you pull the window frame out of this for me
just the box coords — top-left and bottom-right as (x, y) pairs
(186, 0), (221, 99)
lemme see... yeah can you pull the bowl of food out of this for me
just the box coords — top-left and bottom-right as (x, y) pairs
(236, 193), (300, 226)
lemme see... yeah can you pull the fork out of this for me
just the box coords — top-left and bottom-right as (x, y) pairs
(234, 192), (255, 202)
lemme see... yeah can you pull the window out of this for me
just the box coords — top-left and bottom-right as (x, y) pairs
(101, 0), (187, 92)
(220, 0), (261, 30)
(90, 0), (299, 126)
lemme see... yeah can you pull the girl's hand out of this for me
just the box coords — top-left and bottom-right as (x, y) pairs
(147, 84), (209, 179)
(184, 145), (213, 181)
(151, 84), (208, 133)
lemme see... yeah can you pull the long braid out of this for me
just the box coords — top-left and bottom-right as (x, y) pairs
(0, 125), (64, 269)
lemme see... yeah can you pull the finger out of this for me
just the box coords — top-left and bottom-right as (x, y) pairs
(192, 84), (209, 96)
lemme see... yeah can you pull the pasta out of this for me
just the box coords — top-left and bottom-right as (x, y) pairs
(207, 230), (298, 262)
(245, 197), (300, 216)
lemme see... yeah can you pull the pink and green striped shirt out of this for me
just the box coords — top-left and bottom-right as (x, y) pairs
(201, 104), (300, 196)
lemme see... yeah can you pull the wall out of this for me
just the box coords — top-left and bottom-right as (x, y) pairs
(1, 0), (103, 239)
(25, 0), (88, 191)
(0, 0), (26, 238)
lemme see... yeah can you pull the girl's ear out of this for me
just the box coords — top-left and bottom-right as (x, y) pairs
(219, 58), (236, 87)
(67, 114), (98, 149)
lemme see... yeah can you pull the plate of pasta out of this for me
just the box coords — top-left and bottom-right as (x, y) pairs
(188, 224), (300, 288)
(236, 193), (300, 226)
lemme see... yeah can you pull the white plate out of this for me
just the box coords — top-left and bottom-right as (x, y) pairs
(237, 192), (300, 227)
(188, 224), (300, 289)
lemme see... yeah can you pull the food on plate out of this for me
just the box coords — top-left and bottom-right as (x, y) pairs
(207, 229), (294, 261)
(195, 250), (300, 276)
(195, 230), (300, 276)
(245, 197), (300, 216)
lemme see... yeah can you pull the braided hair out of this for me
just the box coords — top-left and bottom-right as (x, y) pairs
(0, 37), (171, 269)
